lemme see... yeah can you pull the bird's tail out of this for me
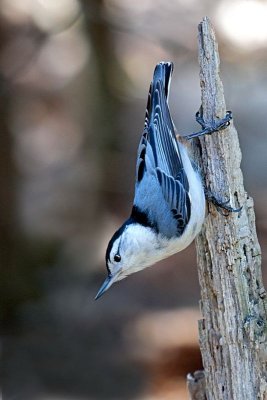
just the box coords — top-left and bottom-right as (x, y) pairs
(144, 61), (173, 128)
(152, 61), (173, 101)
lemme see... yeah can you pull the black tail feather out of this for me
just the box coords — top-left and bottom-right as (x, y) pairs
(153, 61), (173, 100)
(144, 61), (173, 128)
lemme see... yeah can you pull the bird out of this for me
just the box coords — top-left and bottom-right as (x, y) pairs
(95, 61), (235, 300)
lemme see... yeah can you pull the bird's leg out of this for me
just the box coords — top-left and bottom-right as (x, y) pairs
(184, 107), (232, 140)
(204, 188), (242, 216)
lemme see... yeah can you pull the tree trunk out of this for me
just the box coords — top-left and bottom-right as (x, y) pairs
(187, 17), (267, 400)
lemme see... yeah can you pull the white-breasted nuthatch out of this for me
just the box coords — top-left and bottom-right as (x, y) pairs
(95, 61), (238, 300)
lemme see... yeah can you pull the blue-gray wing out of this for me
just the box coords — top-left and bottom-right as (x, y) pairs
(134, 62), (191, 235)
(155, 168), (191, 234)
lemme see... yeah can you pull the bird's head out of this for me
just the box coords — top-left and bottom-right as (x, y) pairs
(95, 220), (161, 299)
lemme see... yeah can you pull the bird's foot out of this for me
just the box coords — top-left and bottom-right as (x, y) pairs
(184, 108), (232, 140)
(196, 109), (232, 131)
(205, 189), (242, 217)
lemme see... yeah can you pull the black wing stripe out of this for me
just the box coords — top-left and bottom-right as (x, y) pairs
(144, 83), (152, 129)
(156, 168), (191, 231)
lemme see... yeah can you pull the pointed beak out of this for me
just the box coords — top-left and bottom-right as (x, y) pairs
(95, 275), (115, 300)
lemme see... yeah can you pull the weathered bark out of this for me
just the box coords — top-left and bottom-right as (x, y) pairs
(187, 370), (206, 400)
(187, 17), (267, 400)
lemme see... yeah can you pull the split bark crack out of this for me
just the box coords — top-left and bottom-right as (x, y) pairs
(187, 17), (267, 400)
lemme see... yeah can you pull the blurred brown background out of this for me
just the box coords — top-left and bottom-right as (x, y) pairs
(1, 1), (267, 399)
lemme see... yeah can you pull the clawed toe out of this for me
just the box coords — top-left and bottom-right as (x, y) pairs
(215, 202), (242, 217)
(196, 110), (232, 134)
(195, 108), (205, 129)
(205, 189), (242, 217)
(185, 110), (233, 140)
(212, 111), (232, 133)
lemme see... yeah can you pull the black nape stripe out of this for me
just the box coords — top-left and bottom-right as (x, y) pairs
(130, 205), (157, 231)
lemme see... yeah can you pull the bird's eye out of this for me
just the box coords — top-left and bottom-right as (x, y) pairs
(114, 254), (121, 262)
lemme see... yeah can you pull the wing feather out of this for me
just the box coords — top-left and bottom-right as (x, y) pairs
(135, 62), (191, 235)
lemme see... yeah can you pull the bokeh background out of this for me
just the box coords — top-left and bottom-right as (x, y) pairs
(1, 0), (267, 399)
